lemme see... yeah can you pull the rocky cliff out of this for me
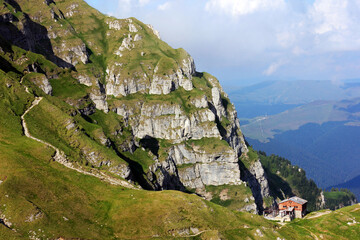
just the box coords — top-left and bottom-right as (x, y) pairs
(0, 0), (270, 213)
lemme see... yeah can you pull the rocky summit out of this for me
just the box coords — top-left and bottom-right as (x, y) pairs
(0, 0), (358, 239)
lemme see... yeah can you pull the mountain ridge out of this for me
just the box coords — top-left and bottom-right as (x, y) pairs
(0, 0), (357, 238)
(227, 80), (360, 105)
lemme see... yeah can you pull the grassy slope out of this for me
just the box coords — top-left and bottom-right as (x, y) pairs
(279, 204), (360, 239)
(205, 185), (255, 211)
(0, 75), (287, 240)
(0, 72), (281, 239)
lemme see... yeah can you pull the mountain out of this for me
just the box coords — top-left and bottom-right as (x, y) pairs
(0, 0), (357, 238)
(241, 98), (360, 188)
(0, 0), (273, 212)
(227, 80), (360, 105)
(226, 80), (360, 118)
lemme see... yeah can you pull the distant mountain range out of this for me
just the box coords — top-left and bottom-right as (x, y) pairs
(228, 80), (360, 195)
(242, 98), (360, 142)
(225, 80), (360, 118)
(227, 80), (360, 105)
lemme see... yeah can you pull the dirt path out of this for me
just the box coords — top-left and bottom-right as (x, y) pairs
(20, 76), (30, 93)
(181, 230), (210, 238)
(21, 96), (135, 189)
(306, 210), (332, 219)
(350, 204), (360, 212)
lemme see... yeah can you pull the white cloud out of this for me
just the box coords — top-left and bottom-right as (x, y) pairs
(115, 0), (150, 14)
(116, 0), (132, 14)
(310, 0), (350, 35)
(138, 0), (150, 7)
(263, 60), (287, 76)
(292, 46), (306, 56)
(158, 2), (170, 11)
(92, 0), (360, 82)
(272, 0), (360, 55)
(277, 31), (296, 48)
(205, 0), (285, 17)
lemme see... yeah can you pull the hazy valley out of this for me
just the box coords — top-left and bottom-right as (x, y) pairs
(229, 80), (360, 198)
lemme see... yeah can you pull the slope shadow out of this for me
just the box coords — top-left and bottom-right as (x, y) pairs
(0, 55), (21, 74)
(238, 160), (265, 215)
(4, 0), (22, 12)
(108, 135), (186, 191)
(264, 168), (294, 200)
(139, 135), (159, 157)
(109, 141), (154, 190)
(0, 10), (74, 69)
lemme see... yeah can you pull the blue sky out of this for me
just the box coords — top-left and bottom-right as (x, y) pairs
(85, 0), (360, 86)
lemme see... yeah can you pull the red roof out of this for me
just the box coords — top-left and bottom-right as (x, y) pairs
(279, 196), (307, 205)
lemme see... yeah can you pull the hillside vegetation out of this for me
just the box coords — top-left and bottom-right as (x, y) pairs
(331, 175), (360, 201)
(258, 151), (323, 211)
(0, 0), (358, 239)
(324, 189), (357, 210)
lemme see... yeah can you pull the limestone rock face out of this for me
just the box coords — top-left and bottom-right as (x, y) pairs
(114, 34), (134, 57)
(191, 96), (208, 108)
(146, 143), (242, 190)
(106, 65), (148, 97)
(105, 57), (195, 97)
(29, 74), (52, 95)
(249, 160), (270, 198)
(240, 159), (270, 213)
(109, 164), (132, 179)
(211, 87), (226, 119)
(115, 103), (221, 141)
(179, 163), (242, 188)
(107, 20), (122, 30)
(106, 62), (267, 207)
(225, 109), (248, 157)
(54, 41), (89, 66)
(75, 74), (93, 87)
(147, 158), (185, 190)
(90, 93), (108, 113)
(169, 144), (242, 189)
(241, 203), (258, 214)
(90, 81), (109, 113)
(105, 34), (195, 98)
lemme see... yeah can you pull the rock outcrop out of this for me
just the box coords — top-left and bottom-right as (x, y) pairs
(239, 159), (270, 214)
(28, 73), (52, 95)
(168, 144), (242, 189)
